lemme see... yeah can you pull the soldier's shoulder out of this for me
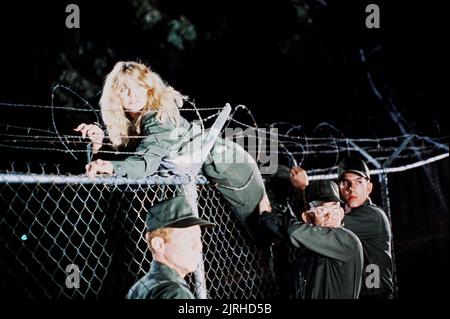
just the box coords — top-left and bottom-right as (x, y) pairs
(151, 281), (195, 299)
(126, 274), (156, 299)
(339, 227), (363, 250)
(350, 203), (391, 231)
(354, 202), (386, 218)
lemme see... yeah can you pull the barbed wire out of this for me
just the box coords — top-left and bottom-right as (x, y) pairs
(1, 124), (447, 159)
(1, 97), (448, 176)
(0, 101), (223, 113)
(231, 117), (444, 143)
(1, 129), (446, 147)
(6, 98), (440, 142)
(0, 126), (446, 146)
(0, 141), (439, 160)
(2, 118), (447, 143)
(0, 143), (145, 155)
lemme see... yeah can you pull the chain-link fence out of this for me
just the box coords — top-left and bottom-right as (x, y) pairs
(0, 154), (448, 298)
(0, 173), (276, 299)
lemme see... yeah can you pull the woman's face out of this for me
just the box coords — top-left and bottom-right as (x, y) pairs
(118, 77), (148, 113)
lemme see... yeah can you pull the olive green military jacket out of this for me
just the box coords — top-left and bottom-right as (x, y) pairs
(288, 221), (363, 299)
(109, 111), (265, 227)
(261, 212), (363, 299)
(109, 112), (194, 178)
(343, 199), (394, 299)
(126, 261), (195, 299)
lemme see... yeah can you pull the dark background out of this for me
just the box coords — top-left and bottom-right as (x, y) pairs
(0, 0), (448, 299)
(0, 0), (448, 136)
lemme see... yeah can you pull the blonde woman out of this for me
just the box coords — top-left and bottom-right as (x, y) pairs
(75, 61), (266, 233)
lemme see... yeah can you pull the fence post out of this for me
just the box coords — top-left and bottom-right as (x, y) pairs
(175, 104), (231, 299)
(378, 172), (398, 298)
(183, 182), (208, 299)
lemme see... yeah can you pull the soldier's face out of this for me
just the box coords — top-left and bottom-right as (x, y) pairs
(339, 173), (373, 208)
(165, 225), (203, 276)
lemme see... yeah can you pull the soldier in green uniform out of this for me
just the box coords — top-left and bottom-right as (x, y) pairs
(259, 180), (363, 299)
(126, 195), (214, 299)
(75, 61), (266, 233)
(337, 157), (394, 299)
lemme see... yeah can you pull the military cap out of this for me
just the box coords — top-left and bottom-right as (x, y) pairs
(337, 157), (370, 181)
(305, 180), (344, 209)
(146, 196), (215, 232)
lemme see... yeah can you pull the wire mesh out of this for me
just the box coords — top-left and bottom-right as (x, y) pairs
(0, 173), (276, 298)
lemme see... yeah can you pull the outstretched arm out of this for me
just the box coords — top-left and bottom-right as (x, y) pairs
(288, 221), (358, 263)
(108, 127), (173, 178)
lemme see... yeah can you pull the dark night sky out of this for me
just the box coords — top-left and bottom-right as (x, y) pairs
(0, 0), (448, 138)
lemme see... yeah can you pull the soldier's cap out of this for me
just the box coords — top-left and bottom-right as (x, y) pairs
(305, 180), (344, 209)
(337, 157), (370, 181)
(146, 196), (215, 232)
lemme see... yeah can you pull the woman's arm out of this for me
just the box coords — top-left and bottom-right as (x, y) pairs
(74, 123), (105, 154)
(84, 115), (178, 178)
(109, 131), (172, 178)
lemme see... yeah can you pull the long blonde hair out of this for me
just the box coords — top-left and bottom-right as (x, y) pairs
(100, 61), (185, 147)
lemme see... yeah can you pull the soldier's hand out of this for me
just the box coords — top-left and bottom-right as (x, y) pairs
(290, 166), (309, 190)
